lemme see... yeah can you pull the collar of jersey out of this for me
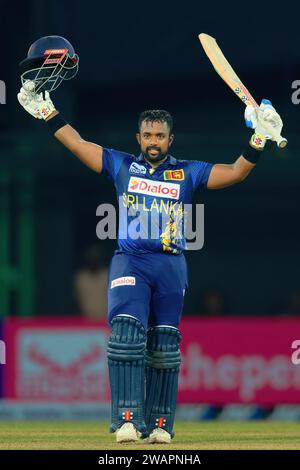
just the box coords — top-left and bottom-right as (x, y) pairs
(136, 153), (177, 166)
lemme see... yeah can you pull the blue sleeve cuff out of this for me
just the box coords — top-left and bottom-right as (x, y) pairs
(101, 147), (109, 175)
(203, 163), (214, 190)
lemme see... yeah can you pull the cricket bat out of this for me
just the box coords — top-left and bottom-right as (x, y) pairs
(198, 33), (287, 149)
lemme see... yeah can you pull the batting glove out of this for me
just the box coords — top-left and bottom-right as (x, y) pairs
(17, 80), (56, 120)
(244, 99), (283, 149)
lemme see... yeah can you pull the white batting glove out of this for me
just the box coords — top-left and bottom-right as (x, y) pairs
(17, 81), (56, 120)
(244, 99), (283, 149)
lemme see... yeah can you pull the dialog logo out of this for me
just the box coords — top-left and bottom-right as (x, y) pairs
(128, 177), (180, 200)
(111, 277), (136, 288)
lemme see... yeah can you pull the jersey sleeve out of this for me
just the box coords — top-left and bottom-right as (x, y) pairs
(189, 160), (214, 191)
(101, 148), (133, 182)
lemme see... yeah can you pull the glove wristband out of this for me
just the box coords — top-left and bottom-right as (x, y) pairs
(242, 133), (266, 164)
(249, 132), (266, 150)
(38, 103), (56, 120)
(46, 113), (68, 134)
(242, 144), (264, 164)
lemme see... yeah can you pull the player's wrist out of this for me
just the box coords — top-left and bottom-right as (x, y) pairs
(46, 113), (68, 134)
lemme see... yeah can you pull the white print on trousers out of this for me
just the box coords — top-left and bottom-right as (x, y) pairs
(111, 276), (136, 288)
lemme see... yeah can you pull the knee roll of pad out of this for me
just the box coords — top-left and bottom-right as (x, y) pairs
(107, 315), (147, 433)
(146, 327), (181, 370)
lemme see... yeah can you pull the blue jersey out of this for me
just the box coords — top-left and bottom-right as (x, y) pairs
(101, 148), (213, 254)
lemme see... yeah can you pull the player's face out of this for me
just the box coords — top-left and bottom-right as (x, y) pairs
(136, 120), (174, 164)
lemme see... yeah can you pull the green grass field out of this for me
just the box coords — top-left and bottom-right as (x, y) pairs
(0, 421), (299, 450)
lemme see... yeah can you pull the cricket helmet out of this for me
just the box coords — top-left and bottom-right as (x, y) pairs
(19, 35), (79, 93)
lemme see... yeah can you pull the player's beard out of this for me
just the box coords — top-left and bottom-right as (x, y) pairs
(142, 146), (168, 164)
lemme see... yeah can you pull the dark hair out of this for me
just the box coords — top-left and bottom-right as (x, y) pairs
(138, 109), (173, 133)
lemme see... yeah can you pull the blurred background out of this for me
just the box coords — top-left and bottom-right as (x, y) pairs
(0, 0), (300, 421)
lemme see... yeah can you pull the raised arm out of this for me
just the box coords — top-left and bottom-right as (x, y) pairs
(207, 155), (255, 189)
(48, 112), (103, 173)
(207, 99), (284, 190)
(18, 82), (103, 173)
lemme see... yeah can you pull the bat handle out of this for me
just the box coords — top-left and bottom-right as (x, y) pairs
(267, 131), (288, 149)
(276, 136), (288, 149)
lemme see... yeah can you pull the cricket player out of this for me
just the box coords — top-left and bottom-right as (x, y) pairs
(18, 39), (283, 444)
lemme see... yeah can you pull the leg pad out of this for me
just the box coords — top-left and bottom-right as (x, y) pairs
(145, 326), (181, 436)
(107, 315), (146, 433)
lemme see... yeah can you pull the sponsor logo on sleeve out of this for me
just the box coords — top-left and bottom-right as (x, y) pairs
(128, 177), (180, 200)
(111, 276), (136, 288)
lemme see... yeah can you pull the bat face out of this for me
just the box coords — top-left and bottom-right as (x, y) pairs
(198, 33), (287, 149)
(199, 33), (257, 107)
